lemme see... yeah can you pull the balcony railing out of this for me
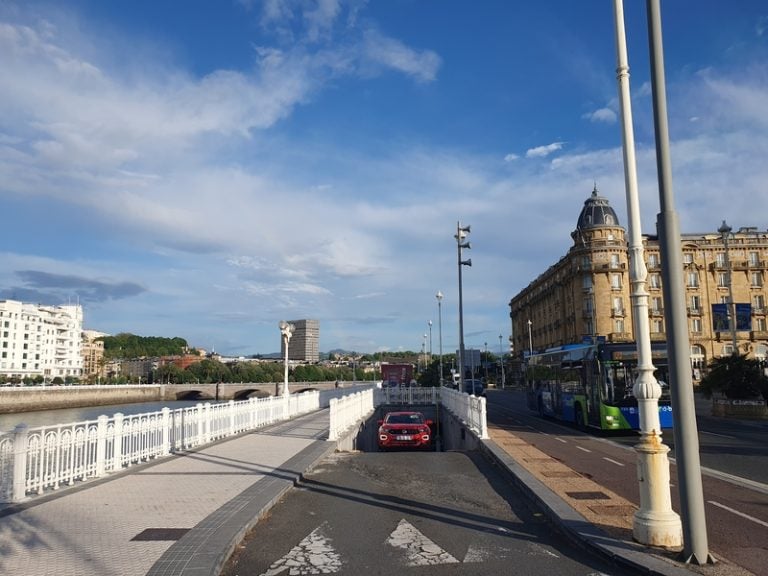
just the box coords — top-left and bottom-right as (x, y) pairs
(687, 307), (702, 316)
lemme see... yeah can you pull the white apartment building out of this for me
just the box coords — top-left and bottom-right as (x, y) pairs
(0, 299), (84, 382)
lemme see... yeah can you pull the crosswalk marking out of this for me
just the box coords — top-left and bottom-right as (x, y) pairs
(386, 519), (459, 566)
(260, 522), (342, 576)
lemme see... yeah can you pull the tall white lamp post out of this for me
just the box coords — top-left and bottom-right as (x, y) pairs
(436, 291), (444, 386)
(428, 320), (433, 365)
(279, 320), (294, 398)
(499, 334), (506, 389)
(527, 319), (533, 357)
(455, 222), (471, 392)
(718, 220), (738, 354)
(613, 0), (681, 547)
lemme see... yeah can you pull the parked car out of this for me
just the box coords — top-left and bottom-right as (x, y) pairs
(463, 379), (485, 396)
(377, 411), (433, 451)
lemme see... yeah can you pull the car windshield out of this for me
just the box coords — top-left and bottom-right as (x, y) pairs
(386, 413), (424, 425)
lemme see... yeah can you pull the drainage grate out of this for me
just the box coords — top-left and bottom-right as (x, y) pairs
(541, 470), (580, 478)
(131, 528), (191, 541)
(565, 491), (610, 500)
(589, 505), (636, 516)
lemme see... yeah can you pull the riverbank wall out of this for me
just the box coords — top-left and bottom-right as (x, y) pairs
(0, 385), (163, 414)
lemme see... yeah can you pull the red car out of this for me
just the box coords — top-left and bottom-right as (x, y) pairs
(377, 411), (433, 450)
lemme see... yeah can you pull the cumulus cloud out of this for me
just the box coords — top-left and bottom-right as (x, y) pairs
(503, 153), (519, 162)
(525, 142), (565, 158)
(583, 107), (617, 124)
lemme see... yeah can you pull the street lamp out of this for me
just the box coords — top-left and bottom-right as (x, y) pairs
(527, 319), (533, 357)
(613, 0), (682, 551)
(278, 320), (294, 397)
(436, 291), (444, 386)
(455, 222), (471, 392)
(718, 220), (738, 355)
(484, 341), (488, 382)
(428, 320), (433, 366)
(499, 333), (506, 389)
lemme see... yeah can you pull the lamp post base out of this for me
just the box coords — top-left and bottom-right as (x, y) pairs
(633, 435), (683, 548)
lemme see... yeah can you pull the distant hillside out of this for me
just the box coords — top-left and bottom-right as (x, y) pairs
(101, 333), (190, 359)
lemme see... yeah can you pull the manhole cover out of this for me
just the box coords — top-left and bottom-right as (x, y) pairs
(131, 528), (191, 541)
(565, 491), (610, 500)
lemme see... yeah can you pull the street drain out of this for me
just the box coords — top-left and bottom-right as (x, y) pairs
(131, 528), (191, 541)
(565, 491), (610, 500)
(542, 470), (580, 478)
(589, 505), (636, 516)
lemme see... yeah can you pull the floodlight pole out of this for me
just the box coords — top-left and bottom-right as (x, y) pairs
(646, 0), (712, 564)
(613, 0), (681, 547)
(455, 222), (471, 391)
(436, 291), (444, 385)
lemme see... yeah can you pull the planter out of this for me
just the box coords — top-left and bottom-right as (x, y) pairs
(711, 398), (768, 419)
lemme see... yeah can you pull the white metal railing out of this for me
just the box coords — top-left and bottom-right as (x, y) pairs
(0, 391), (322, 503)
(438, 385), (488, 439)
(374, 386), (440, 405)
(328, 388), (375, 441)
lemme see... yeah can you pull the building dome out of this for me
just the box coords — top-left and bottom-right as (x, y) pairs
(576, 185), (620, 230)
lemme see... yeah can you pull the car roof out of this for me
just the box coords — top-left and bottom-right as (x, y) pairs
(386, 411), (424, 416)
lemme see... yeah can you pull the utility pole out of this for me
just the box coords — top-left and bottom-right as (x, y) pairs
(646, 0), (712, 564)
(613, 0), (681, 547)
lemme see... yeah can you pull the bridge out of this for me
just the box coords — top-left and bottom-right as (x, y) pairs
(163, 380), (340, 401)
(0, 381), (346, 413)
(0, 387), (754, 575)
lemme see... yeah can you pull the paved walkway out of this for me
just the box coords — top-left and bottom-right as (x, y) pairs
(0, 410), (335, 576)
(0, 403), (753, 576)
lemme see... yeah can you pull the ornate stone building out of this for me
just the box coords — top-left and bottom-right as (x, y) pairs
(509, 186), (768, 382)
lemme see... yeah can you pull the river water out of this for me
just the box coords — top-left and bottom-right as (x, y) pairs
(0, 400), (215, 433)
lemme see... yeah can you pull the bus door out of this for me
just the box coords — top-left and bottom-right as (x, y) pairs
(585, 361), (602, 427)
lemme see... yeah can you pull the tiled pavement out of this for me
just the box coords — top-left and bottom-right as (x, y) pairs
(0, 410), (335, 576)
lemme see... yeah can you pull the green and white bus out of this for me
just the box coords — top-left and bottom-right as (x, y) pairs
(525, 342), (673, 431)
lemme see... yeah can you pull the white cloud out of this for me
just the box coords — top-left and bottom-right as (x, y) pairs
(525, 142), (565, 158)
(362, 29), (441, 83)
(503, 153), (519, 162)
(583, 107), (617, 124)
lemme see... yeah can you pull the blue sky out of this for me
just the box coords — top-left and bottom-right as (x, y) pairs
(2, 1), (768, 356)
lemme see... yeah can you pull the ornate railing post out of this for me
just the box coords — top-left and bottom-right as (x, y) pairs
(113, 413), (123, 471)
(161, 408), (170, 456)
(95, 415), (108, 477)
(12, 424), (28, 503)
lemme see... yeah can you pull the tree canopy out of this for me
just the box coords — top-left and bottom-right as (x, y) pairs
(101, 333), (190, 359)
(698, 354), (768, 400)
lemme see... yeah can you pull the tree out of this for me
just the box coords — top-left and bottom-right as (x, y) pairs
(698, 354), (768, 401)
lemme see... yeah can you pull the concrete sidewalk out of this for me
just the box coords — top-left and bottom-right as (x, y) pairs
(0, 409), (335, 576)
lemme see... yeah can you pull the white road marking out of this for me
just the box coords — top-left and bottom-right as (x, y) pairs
(527, 542), (560, 558)
(556, 437), (567, 444)
(603, 457), (625, 467)
(701, 431), (737, 439)
(386, 519), (459, 566)
(576, 446), (592, 453)
(708, 500), (768, 528)
(260, 522), (342, 575)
